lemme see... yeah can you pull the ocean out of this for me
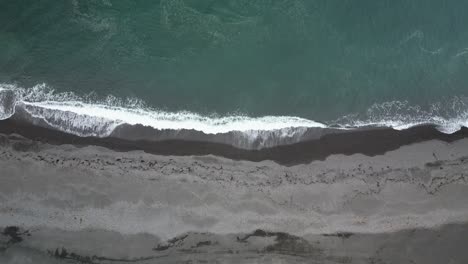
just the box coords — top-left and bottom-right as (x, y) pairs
(1, 0), (468, 147)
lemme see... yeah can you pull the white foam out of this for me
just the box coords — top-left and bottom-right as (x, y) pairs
(1, 83), (467, 139)
(348, 117), (468, 134)
(0, 84), (325, 138)
(24, 101), (326, 134)
(335, 100), (468, 134)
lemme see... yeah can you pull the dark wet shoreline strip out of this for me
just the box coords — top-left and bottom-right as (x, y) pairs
(0, 118), (467, 166)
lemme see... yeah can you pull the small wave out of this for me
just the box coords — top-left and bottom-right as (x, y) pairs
(333, 99), (468, 134)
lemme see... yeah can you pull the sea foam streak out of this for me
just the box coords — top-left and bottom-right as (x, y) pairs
(1, 83), (467, 149)
(334, 99), (468, 134)
(23, 101), (326, 134)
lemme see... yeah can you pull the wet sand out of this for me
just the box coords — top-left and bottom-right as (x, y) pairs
(1, 118), (468, 165)
(1, 122), (468, 263)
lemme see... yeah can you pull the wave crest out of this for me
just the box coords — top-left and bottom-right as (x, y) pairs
(0, 84), (327, 149)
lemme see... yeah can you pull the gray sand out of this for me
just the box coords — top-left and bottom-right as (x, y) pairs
(1, 134), (468, 263)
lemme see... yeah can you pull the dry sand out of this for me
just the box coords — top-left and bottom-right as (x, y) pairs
(1, 130), (468, 263)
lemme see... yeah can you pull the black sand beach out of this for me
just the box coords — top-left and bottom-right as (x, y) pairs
(1, 119), (468, 263)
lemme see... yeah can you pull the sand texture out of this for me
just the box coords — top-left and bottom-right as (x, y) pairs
(1, 131), (468, 263)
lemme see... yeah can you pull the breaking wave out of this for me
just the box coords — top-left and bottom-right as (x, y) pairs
(0, 83), (467, 149)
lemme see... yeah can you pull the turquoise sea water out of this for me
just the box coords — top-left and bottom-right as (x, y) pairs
(1, 0), (468, 123)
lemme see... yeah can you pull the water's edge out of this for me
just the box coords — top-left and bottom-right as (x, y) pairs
(1, 84), (468, 150)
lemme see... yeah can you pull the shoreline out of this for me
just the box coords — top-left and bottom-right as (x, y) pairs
(0, 118), (467, 165)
